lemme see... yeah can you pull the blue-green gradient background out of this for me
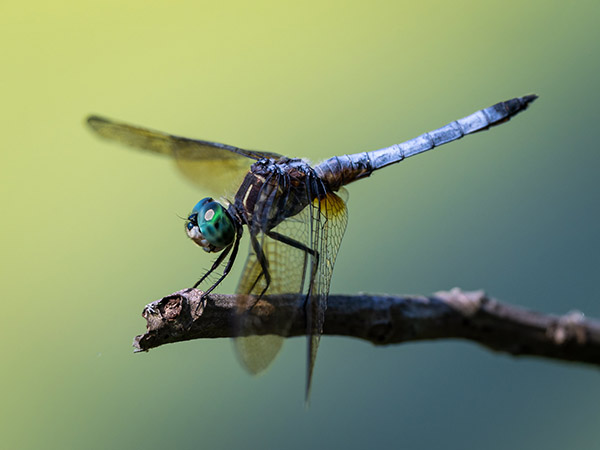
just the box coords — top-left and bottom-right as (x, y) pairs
(2, 1), (599, 448)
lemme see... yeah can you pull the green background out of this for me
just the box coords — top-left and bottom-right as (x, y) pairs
(2, 1), (599, 448)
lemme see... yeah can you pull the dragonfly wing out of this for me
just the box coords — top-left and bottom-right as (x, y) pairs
(234, 224), (306, 374)
(234, 230), (286, 374)
(174, 158), (254, 198)
(233, 173), (314, 374)
(305, 189), (348, 400)
(86, 115), (282, 195)
(233, 172), (348, 401)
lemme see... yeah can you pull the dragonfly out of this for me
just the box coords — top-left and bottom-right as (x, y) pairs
(87, 94), (537, 398)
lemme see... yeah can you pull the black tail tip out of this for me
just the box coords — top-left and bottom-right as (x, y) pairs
(522, 94), (538, 105)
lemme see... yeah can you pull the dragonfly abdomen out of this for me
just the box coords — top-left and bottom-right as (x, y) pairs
(314, 153), (373, 192)
(315, 95), (537, 191)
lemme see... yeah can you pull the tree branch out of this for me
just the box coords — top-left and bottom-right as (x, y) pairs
(133, 288), (600, 367)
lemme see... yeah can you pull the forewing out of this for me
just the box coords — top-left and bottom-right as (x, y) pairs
(86, 115), (281, 195)
(234, 177), (314, 374)
(233, 172), (349, 398)
(305, 189), (348, 400)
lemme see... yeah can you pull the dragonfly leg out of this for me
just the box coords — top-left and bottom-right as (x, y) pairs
(245, 232), (272, 303)
(191, 227), (242, 316)
(202, 231), (241, 297)
(266, 231), (316, 256)
(192, 245), (231, 289)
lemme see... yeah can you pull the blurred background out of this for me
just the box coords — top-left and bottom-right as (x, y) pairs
(2, 1), (598, 448)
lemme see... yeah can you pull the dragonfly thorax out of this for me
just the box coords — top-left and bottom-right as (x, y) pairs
(186, 197), (235, 253)
(234, 157), (322, 232)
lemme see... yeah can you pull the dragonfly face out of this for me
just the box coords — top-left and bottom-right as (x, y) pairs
(86, 94), (536, 400)
(185, 197), (236, 253)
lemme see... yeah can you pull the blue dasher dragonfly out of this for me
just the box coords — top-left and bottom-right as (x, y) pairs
(87, 94), (536, 397)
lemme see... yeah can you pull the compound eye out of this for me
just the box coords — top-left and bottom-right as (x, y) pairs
(188, 198), (235, 250)
(199, 201), (235, 248)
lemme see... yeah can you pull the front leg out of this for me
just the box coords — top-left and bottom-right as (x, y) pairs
(191, 226), (242, 316)
(192, 245), (231, 289)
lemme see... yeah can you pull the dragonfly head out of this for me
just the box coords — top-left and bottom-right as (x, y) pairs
(185, 197), (235, 253)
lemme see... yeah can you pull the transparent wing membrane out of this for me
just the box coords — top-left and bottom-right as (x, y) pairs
(86, 115), (281, 194)
(234, 174), (313, 374)
(174, 158), (251, 198)
(306, 191), (347, 399)
(233, 171), (348, 399)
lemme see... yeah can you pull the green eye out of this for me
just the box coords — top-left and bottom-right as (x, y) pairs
(192, 198), (235, 249)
